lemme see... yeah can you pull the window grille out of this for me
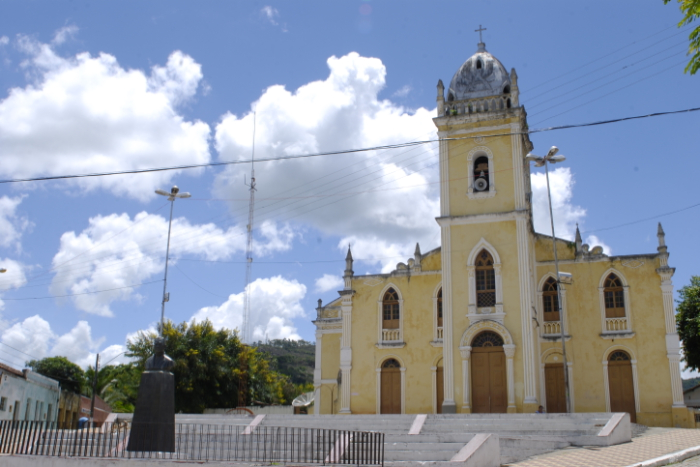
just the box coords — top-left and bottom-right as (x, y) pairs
(383, 288), (400, 329)
(543, 277), (560, 321)
(475, 250), (496, 307)
(604, 274), (625, 318)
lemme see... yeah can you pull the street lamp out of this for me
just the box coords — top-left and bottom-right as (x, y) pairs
(525, 146), (573, 414)
(155, 185), (191, 337)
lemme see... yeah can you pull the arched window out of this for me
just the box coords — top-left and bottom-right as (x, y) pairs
(604, 274), (625, 318)
(503, 85), (510, 94)
(476, 59), (482, 69)
(609, 351), (630, 362)
(383, 288), (400, 329)
(473, 156), (490, 192)
(437, 288), (443, 327)
(543, 277), (559, 322)
(472, 331), (504, 347)
(475, 250), (496, 307)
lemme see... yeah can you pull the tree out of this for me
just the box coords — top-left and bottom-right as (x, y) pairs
(665, 0), (700, 74)
(84, 364), (140, 413)
(127, 319), (288, 413)
(27, 356), (86, 394)
(677, 276), (700, 370)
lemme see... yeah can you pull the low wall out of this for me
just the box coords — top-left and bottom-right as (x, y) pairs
(204, 406), (294, 415)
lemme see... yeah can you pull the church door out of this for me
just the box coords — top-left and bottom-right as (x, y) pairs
(436, 364), (444, 414)
(608, 351), (636, 423)
(545, 363), (566, 413)
(471, 332), (507, 413)
(380, 359), (401, 414)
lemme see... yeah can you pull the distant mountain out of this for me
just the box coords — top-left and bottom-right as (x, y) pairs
(683, 377), (700, 391)
(254, 339), (315, 386)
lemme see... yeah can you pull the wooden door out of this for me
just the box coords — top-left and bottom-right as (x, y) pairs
(545, 363), (566, 413)
(381, 359), (401, 414)
(436, 366), (444, 414)
(608, 352), (636, 423)
(471, 347), (507, 413)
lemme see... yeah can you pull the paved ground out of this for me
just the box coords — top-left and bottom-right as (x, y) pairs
(508, 427), (700, 467)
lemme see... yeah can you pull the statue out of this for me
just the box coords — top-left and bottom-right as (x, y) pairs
(127, 337), (175, 452)
(145, 338), (174, 372)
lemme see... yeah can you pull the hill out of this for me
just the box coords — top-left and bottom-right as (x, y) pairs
(254, 339), (315, 386)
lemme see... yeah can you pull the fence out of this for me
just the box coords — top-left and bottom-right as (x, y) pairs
(0, 420), (384, 466)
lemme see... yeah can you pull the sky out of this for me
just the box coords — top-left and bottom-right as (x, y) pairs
(0, 1), (698, 376)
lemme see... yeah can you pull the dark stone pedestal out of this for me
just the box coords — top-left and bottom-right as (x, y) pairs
(127, 371), (175, 452)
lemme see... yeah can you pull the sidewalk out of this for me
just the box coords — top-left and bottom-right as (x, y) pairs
(509, 428), (700, 467)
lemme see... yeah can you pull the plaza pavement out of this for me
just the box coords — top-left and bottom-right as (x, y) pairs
(509, 427), (700, 467)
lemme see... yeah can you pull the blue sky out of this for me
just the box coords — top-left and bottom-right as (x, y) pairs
(0, 1), (698, 375)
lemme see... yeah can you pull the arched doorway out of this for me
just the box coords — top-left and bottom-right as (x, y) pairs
(544, 356), (566, 413)
(380, 358), (401, 414)
(471, 331), (507, 413)
(608, 351), (636, 423)
(436, 358), (444, 414)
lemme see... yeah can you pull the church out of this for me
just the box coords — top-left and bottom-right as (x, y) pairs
(312, 39), (691, 428)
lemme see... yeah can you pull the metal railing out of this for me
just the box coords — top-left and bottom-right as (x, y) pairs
(0, 420), (384, 465)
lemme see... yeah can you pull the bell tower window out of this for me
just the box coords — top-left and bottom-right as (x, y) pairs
(467, 146), (496, 199)
(473, 156), (490, 192)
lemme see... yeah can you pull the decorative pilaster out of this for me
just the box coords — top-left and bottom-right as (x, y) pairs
(511, 123), (527, 210)
(438, 135), (450, 216)
(656, 223), (684, 407)
(314, 328), (322, 416)
(504, 344), (517, 411)
(515, 217), (538, 404)
(339, 246), (355, 414)
(440, 226), (456, 413)
(460, 346), (472, 411)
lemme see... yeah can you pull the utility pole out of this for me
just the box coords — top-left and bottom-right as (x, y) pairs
(90, 353), (99, 425)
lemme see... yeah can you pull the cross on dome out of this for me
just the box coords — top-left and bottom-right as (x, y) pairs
(475, 24), (487, 43)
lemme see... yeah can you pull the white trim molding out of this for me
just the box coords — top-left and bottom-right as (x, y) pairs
(466, 238), (505, 324)
(467, 146), (496, 199)
(598, 268), (633, 337)
(602, 345), (640, 414)
(375, 355), (406, 415)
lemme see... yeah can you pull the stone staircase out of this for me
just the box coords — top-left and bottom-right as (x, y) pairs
(115, 412), (630, 466)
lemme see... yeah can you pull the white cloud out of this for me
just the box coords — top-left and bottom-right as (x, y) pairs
(1, 315), (54, 363)
(191, 275), (306, 341)
(531, 167), (587, 241)
(0, 196), (31, 251)
(0, 38), (210, 201)
(52, 25), (78, 45)
(261, 6), (280, 25)
(315, 273), (343, 293)
(0, 257), (28, 314)
(49, 211), (292, 316)
(392, 85), (412, 98)
(0, 315), (130, 369)
(215, 52), (440, 271)
(585, 234), (612, 255)
(0, 36), (9, 46)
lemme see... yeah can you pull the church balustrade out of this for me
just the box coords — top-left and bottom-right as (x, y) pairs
(436, 327), (444, 340)
(605, 317), (629, 332)
(542, 321), (561, 336)
(382, 328), (402, 342)
(443, 94), (512, 116)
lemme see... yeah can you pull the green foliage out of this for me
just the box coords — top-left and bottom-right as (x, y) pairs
(677, 276), (700, 370)
(665, 0), (700, 74)
(84, 364), (140, 413)
(254, 339), (315, 385)
(27, 356), (86, 394)
(127, 319), (288, 413)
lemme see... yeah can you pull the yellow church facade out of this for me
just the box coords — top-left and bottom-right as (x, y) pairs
(312, 41), (691, 427)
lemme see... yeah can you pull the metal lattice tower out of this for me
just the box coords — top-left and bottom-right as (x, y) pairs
(242, 113), (257, 344)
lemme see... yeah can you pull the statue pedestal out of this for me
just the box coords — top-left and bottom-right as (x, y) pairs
(127, 371), (175, 452)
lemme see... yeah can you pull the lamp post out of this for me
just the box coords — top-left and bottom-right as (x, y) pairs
(525, 146), (572, 414)
(155, 185), (191, 337)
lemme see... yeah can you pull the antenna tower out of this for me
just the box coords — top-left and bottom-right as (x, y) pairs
(243, 112), (257, 344)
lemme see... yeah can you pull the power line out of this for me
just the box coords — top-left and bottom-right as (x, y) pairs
(1, 279), (162, 301)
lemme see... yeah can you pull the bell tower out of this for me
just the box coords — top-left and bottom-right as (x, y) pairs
(434, 40), (539, 413)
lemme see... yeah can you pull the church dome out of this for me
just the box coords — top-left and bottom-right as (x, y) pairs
(447, 43), (511, 102)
